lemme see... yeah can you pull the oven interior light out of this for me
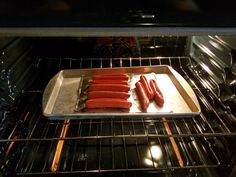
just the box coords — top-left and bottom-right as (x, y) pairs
(144, 145), (163, 167)
(148, 145), (163, 160)
(144, 158), (158, 167)
(149, 45), (162, 49)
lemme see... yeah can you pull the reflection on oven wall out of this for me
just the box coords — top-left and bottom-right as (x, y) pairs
(0, 36), (236, 177)
(189, 36), (236, 115)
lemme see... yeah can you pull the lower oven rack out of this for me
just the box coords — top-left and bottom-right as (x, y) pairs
(1, 56), (236, 176)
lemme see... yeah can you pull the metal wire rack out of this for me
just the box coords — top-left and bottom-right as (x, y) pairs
(1, 56), (236, 176)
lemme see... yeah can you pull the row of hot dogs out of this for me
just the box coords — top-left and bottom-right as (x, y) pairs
(85, 74), (132, 111)
(84, 74), (164, 112)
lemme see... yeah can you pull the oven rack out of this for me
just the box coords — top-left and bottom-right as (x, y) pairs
(0, 115), (235, 175)
(1, 113), (232, 176)
(1, 56), (236, 176)
(1, 114), (236, 143)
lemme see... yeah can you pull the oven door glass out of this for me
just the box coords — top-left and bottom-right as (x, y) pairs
(0, 0), (236, 27)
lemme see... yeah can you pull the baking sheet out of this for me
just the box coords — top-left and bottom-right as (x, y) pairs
(42, 66), (201, 119)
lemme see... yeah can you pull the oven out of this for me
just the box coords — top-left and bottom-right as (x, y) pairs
(0, 1), (236, 177)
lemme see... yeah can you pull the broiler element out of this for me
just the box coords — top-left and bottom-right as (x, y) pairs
(162, 117), (184, 167)
(51, 119), (70, 172)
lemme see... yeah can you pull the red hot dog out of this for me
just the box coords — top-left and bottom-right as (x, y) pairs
(93, 74), (129, 81)
(135, 81), (150, 111)
(89, 80), (128, 85)
(153, 91), (164, 107)
(150, 79), (164, 107)
(85, 98), (132, 109)
(150, 79), (163, 97)
(88, 84), (130, 92)
(87, 91), (130, 99)
(140, 75), (154, 100)
(86, 108), (130, 113)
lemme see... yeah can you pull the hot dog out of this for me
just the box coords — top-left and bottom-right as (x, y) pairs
(150, 79), (163, 97)
(89, 80), (128, 85)
(140, 75), (154, 100)
(153, 91), (164, 107)
(93, 74), (129, 81)
(135, 81), (150, 111)
(88, 84), (130, 92)
(85, 98), (132, 109)
(86, 108), (130, 113)
(87, 91), (130, 99)
(150, 79), (164, 107)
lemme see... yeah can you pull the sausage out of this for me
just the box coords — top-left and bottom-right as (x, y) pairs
(92, 74), (129, 81)
(135, 81), (150, 111)
(88, 84), (130, 92)
(150, 79), (164, 107)
(87, 91), (130, 99)
(140, 75), (154, 100)
(86, 108), (130, 113)
(153, 91), (164, 107)
(89, 80), (128, 85)
(85, 98), (132, 109)
(150, 79), (163, 97)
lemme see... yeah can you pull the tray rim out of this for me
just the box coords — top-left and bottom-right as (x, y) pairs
(42, 65), (201, 119)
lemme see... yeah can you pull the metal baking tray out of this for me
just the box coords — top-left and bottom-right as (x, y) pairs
(42, 66), (201, 120)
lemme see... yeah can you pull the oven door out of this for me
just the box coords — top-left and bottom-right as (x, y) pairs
(0, 0), (236, 36)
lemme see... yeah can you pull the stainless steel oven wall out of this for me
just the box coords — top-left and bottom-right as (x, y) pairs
(0, 37), (37, 106)
(189, 36), (236, 115)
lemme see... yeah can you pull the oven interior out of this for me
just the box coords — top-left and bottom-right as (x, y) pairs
(0, 36), (236, 177)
